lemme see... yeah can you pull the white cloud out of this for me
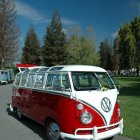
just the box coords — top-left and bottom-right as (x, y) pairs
(111, 31), (118, 39)
(16, 1), (77, 25)
(16, 1), (48, 23)
(61, 18), (78, 25)
(62, 28), (68, 35)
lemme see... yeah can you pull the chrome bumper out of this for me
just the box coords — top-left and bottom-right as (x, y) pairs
(61, 119), (124, 140)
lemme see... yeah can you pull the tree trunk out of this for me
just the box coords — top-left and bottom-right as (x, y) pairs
(136, 67), (139, 76)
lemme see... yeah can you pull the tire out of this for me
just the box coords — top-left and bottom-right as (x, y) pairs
(16, 108), (23, 120)
(45, 120), (61, 140)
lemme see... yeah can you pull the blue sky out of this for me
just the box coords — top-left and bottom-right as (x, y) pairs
(15, 0), (140, 48)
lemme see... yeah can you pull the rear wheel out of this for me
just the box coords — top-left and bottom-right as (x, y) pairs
(45, 120), (61, 140)
(16, 108), (23, 120)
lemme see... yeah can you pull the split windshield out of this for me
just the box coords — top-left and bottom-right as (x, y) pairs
(71, 72), (115, 91)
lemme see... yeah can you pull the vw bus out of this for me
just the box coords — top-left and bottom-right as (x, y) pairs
(7, 69), (14, 83)
(0, 70), (9, 84)
(10, 65), (123, 140)
(16, 63), (37, 72)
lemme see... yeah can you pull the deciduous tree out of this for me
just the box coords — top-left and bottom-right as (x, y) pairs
(131, 17), (140, 76)
(67, 25), (99, 65)
(118, 23), (135, 70)
(0, 0), (20, 68)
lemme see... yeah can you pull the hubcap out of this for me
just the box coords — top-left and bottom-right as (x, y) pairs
(9, 104), (13, 112)
(48, 122), (60, 140)
(17, 109), (22, 118)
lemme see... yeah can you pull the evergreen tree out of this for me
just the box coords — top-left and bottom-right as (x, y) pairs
(99, 39), (112, 70)
(21, 25), (41, 65)
(42, 11), (67, 66)
(0, 0), (20, 68)
(113, 34), (120, 75)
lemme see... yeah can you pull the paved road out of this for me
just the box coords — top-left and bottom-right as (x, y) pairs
(0, 84), (134, 140)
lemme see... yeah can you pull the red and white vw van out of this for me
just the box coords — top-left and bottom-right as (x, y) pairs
(10, 65), (123, 140)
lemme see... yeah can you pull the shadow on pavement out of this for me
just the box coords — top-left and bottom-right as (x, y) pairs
(6, 104), (133, 140)
(6, 103), (46, 140)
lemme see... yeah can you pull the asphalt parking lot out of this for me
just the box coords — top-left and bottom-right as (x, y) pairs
(0, 84), (45, 140)
(0, 84), (134, 140)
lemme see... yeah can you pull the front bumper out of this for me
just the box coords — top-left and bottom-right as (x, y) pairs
(61, 119), (123, 140)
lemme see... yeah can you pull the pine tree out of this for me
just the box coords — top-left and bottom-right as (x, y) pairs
(99, 39), (112, 70)
(42, 11), (67, 66)
(0, 0), (20, 68)
(21, 25), (41, 65)
(113, 34), (120, 75)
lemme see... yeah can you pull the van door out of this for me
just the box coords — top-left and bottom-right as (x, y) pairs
(25, 74), (36, 118)
(31, 73), (45, 123)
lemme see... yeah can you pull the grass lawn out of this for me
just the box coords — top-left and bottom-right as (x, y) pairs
(115, 77), (140, 140)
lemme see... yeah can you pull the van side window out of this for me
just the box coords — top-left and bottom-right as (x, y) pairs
(35, 74), (44, 88)
(15, 74), (21, 86)
(45, 73), (71, 91)
(20, 74), (28, 86)
(45, 74), (54, 90)
(27, 74), (36, 88)
(52, 74), (61, 90)
(61, 74), (71, 90)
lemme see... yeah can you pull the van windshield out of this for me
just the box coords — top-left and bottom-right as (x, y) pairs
(71, 72), (115, 91)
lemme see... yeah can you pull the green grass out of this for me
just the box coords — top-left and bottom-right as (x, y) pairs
(116, 77), (140, 140)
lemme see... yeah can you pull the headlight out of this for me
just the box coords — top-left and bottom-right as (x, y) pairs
(80, 111), (93, 124)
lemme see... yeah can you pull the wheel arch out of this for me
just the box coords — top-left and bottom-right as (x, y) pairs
(45, 116), (57, 125)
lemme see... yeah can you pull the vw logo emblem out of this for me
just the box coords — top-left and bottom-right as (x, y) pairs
(101, 97), (112, 112)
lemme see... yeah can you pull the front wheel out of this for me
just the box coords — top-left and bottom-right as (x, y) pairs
(45, 120), (61, 140)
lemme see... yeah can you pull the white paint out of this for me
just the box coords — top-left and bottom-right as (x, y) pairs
(75, 89), (118, 125)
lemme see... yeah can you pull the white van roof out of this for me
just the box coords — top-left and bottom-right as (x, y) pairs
(48, 65), (106, 72)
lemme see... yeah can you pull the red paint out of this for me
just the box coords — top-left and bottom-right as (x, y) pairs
(11, 65), (123, 139)
(16, 63), (37, 68)
(12, 88), (120, 135)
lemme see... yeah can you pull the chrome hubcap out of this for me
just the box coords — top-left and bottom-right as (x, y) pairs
(9, 104), (13, 112)
(48, 122), (60, 140)
(17, 109), (21, 118)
